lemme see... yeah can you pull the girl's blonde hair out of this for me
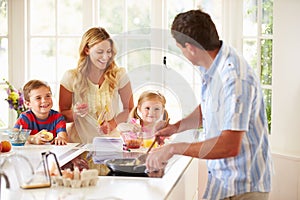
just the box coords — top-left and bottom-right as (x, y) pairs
(130, 91), (169, 124)
(73, 27), (121, 102)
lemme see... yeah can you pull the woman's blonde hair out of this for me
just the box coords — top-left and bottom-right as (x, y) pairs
(73, 27), (121, 102)
(130, 91), (169, 124)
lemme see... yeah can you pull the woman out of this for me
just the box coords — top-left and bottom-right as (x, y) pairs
(59, 27), (134, 143)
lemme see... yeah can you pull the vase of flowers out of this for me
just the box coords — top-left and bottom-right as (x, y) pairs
(3, 79), (27, 118)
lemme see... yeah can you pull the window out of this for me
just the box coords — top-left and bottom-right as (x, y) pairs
(0, 0), (8, 127)
(242, 0), (273, 131)
(1, 0), (273, 130)
(28, 0), (83, 102)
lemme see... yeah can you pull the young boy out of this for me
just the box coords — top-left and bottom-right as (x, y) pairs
(14, 80), (68, 145)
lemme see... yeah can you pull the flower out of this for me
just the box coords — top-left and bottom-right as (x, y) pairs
(3, 79), (27, 118)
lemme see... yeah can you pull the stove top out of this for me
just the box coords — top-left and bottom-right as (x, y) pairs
(61, 150), (164, 178)
(107, 171), (149, 177)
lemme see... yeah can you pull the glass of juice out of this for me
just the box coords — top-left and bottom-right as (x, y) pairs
(142, 132), (158, 148)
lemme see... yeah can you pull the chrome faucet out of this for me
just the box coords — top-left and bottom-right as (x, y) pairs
(0, 171), (10, 188)
(0, 153), (34, 174)
(0, 153), (34, 191)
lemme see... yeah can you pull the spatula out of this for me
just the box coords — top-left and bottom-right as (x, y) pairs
(134, 118), (169, 166)
(134, 137), (158, 165)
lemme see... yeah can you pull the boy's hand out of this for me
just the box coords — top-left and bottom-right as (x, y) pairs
(52, 137), (67, 145)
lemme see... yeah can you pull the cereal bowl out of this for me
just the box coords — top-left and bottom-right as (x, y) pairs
(6, 129), (31, 146)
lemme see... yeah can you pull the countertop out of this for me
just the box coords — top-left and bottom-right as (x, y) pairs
(0, 135), (199, 200)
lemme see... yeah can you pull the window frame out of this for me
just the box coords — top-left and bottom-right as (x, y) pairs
(3, 0), (273, 129)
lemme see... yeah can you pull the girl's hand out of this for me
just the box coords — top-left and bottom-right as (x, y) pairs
(117, 122), (142, 133)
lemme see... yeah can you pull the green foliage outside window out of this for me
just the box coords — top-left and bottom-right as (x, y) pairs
(244, 0), (273, 132)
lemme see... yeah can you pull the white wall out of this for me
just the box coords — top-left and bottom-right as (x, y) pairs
(270, 0), (300, 157)
(269, 0), (300, 199)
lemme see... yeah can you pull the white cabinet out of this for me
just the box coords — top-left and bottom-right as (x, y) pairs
(166, 158), (200, 200)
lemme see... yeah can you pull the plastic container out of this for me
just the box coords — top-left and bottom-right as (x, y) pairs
(5, 129), (31, 146)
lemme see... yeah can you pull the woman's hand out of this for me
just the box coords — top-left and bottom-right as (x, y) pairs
(99, 119), (117, 134)
(73, 102), (89, 117)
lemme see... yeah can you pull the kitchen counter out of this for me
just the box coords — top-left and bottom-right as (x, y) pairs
(1, 141), (199, 200)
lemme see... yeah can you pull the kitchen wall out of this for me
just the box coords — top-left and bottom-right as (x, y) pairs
(269, 0), (300, 199)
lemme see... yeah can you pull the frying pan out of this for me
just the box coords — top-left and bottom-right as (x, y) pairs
(104, 158), (146, 174)
(104, 137), (159, 174)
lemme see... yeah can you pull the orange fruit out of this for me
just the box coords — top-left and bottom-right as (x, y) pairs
(1, 140), (12, 152)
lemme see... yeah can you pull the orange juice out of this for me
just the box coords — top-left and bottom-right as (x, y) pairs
(143, 138), (158, 148)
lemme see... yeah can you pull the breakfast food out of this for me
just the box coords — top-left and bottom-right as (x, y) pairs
(0, 140), (12, 153)
(121, 132), (142, 149)
(41, 131), (54, 141)
(125, 138), (142, 149)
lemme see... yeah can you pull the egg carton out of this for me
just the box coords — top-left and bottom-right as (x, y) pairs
(51, 169), (98, 188)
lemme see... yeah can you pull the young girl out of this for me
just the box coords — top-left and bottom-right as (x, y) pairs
(117, 91), (169, 147)
(14, 80), (68, 145)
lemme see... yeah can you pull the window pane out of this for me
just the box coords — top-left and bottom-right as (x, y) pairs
(0, 37), (8, 79)
(127, 0), (150, 31)
(99, 0), (125, 34)
(262, 0), (273, 35)
(263, 88), (272, 132)
(0, 0), (8, 35)
(260, 39), (272, 85)
(57, 38), (80, 78)
(198, 0), (223, 36)
(243, 39), (258, 71)
(58, 0), (83, 35)
(167, 0), (194, 28)
(30, 0), (55, 35)
(243, 0), (257, 36)
(0, 87), (9, 128)
(30, 38), (56, 81)
(127, 50), (150, 71)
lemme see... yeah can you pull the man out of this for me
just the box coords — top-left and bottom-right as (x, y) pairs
(146, 9), (273, 200)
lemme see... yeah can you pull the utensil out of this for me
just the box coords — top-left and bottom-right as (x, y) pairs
(134, 118), (169, 165)
(17, 125), (22, 143)
(97, 105), (109, 125)
(134, 137), (158, 165)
